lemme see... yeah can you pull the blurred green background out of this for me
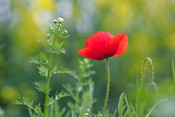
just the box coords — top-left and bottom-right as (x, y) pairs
(0, 0), (175, 116)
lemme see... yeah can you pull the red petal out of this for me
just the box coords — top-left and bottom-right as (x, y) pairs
(85, 31), (113, 50)
(77, 47), (105, 60)
(105, 33), (128, 57)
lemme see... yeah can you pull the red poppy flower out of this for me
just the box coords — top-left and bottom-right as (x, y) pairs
(77, 31), (128, 60)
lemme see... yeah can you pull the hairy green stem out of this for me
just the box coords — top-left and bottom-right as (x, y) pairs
(102, 57), (110, 117)
(44, 38), (57, 117)
(137, 57), (154, 117)
(140, 57), (154, 90)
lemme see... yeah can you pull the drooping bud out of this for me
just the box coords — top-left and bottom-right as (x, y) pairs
(58, 17), (64, 23)
(147, 82), (157, 93)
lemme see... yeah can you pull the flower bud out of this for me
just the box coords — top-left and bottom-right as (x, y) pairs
(63, 30), (67, 34)
(84, 113), (89, 117)
(147, 82), (157, 93)
(58, 17), (64, 23)
(78, 86), (82, 92)
(84, 58), (89, 64)
(53, 20), (57, 24)
(46, 34), (50, 38)
(50, 27), (54, 32)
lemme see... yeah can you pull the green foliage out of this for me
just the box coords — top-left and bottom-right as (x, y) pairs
(39, 18), (69, 45)
(51, 66), (70, 75)
(117, 92), (167, 117)
(93, 110), (117, 117)
(118, 92), (135, 117)
(116, 58), (166, 117)
(16, 17), (70, 117)
(16, 97), (43, 116)
(37, 65), (48, 77)
(29, 52), (48, 65)
(64, 59), (96, 116)
(13, 16), (171, 117)
(69, 59), (95, 80)
(33, 81), (51, 93)
(136, 57), (155, 117)
(48, 91), (69, 106)
(48, 42), (66, 55)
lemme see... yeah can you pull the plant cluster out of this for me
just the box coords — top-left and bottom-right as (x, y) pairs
(16, 18), (171, 117)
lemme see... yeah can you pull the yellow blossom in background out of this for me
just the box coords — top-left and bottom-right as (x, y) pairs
(14, 0), (56, 54)
(37, 0), (56, 10)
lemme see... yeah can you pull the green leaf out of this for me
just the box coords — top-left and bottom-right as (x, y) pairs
(48, 42), (66, 55)
(33, 81), (51, 93)
(48, 91), (69, 106)
(124, 95), (132, 116)
(29, 52), (48, 65)
(145, 98), (168, 117)
(38, 65), (48, 77)
(52, 66), (70, 75)
(118, 92), (125, 117)
(63, 84), (75, 99)
(113, 109), (117, 117)
(38, 36), (53, 45)
(16, 97), (43, 116)
(130, 103), (136, 116)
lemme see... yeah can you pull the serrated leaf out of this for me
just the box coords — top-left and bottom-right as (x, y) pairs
(29, 52), (48, 65)
(63, 84), (75, 99)
(48, 42), (66, 55)
(38, 65), (48, 77)
(33, 81), (51, 93)
(16, 97), (43, 116)
(48, 91), (69, 106)
(53, 66), (70, 74)
(50, 65), (58, 75)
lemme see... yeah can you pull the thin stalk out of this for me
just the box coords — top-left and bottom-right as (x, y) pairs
(44, 38), (57, 117)
(50, 104), (53, 116)
(54, 101), (58, 116)
(28, 107), (32, 117)
(75, 89), (79, 116)
(102, 57), (110, 117)
(172, 59), (175, 94)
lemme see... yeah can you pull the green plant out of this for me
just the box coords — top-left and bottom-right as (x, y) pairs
(64, 58), (96, 117)
(117, 57), (167, 117)
(15, 18), (169, 117)
(16, 17), (70, 117)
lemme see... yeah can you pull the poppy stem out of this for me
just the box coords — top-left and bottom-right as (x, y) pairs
(102, 57), (110, 116)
